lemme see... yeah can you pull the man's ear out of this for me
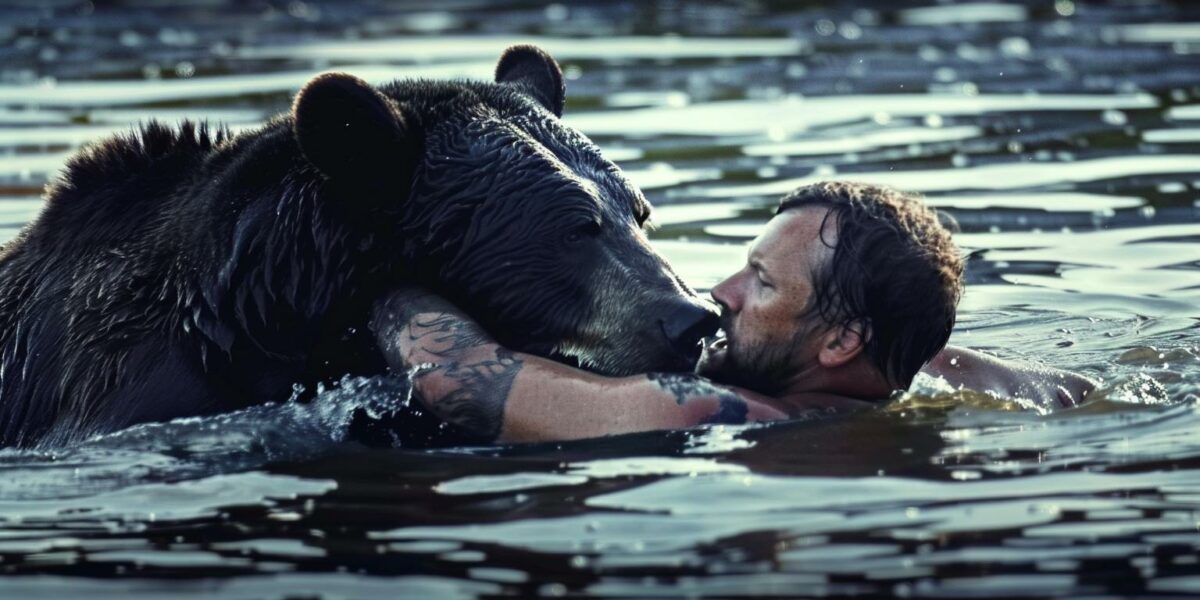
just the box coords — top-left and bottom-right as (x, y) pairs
(495, 44), (566, 117)
(818, 319), (870, 369)
(292, 72), (410, 180)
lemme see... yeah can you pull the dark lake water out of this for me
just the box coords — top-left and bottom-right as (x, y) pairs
(1, 0), (1199, 597)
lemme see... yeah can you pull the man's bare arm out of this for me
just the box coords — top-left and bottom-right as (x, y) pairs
(370, 288), (791, 443)
(923, 345), (1098, 408)
(370, 288), (517, 441)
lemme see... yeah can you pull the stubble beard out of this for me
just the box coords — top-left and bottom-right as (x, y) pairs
(697, 315), (812, 396)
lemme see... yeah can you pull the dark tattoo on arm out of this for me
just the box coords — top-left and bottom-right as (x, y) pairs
(704, 395), (749, 425)
(415, 347), (523, 441)
(408, 313), (493, 357)
(645, 372), (749, 425)
(372, 287), (496, 372)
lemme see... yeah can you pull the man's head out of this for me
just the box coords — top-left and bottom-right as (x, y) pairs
(697, 181), (964, 396)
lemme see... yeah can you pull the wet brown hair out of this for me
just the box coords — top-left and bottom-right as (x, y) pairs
(777, 181), (964, 388)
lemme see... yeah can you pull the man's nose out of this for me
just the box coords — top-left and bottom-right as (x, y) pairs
(662, 302), (720, 353)
(710, 273), (738, 313)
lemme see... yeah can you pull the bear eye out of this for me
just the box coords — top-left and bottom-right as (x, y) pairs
(566, 221), (601, 244)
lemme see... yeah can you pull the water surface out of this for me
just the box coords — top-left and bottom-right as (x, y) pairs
(1, 1), (1198, 597)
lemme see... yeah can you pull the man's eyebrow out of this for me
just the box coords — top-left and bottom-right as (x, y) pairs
(748, 255), (771, 279)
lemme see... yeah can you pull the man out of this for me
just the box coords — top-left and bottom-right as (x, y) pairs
(370, 182), (1096, 443)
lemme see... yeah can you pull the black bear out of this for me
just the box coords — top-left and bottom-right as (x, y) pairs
(0, 45), (717, 448)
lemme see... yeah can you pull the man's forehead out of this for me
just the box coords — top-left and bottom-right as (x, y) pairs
(751, 206), (836, 266)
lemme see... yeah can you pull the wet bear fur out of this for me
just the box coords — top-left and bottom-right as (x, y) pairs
(0, 46), (713, 448)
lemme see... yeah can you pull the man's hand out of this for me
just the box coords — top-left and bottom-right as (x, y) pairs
(923, 345), (1099, 409)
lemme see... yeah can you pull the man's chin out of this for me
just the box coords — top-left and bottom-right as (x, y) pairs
(696, 338), (786, 396)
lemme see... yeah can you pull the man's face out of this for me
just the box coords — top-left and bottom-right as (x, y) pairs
(697, 207), (835, 395)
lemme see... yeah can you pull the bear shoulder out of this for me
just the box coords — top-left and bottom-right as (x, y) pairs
(44, 120), (231, 206)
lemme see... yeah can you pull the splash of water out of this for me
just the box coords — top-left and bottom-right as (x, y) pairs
(0, 375), (414, 501)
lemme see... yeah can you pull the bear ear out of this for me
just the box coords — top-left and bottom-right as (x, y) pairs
(495, 44), (566, 117)
(292, 72), (409, 180)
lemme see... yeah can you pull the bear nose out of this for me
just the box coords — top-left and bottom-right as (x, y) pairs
(661, 302), (721, 355)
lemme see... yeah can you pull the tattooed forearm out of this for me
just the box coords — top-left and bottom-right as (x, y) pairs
(703, 395), (749, 425)
(647, 372), (704, 405)
(408, 313), (493, 357)
(416, 347), (523, 440)
(372, 287), (497, 372)
(371, 287), (519, 442)
(645, 372), (749, 425)
(373, 288), (451, 331)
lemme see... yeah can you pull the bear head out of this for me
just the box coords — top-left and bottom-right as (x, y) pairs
(291, 45), (718, 375)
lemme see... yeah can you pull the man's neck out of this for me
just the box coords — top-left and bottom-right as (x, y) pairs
(777, 359), (893, 411)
